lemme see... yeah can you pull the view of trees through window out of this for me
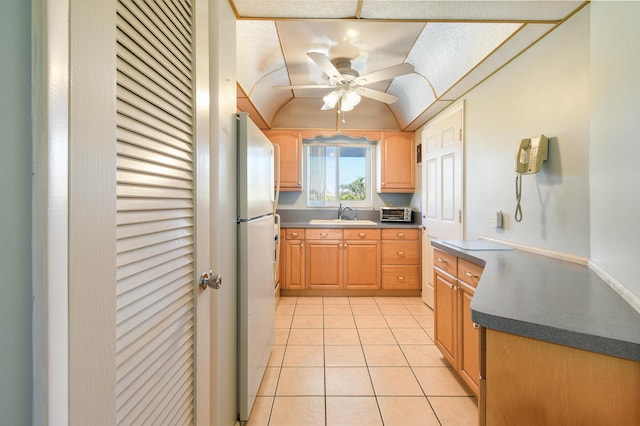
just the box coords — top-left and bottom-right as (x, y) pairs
(307, 145), (371, 206)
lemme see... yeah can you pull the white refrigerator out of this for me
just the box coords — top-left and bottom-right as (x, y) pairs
(236, 113), (276, 422)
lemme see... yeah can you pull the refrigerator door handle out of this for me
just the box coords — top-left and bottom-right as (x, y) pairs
(273, 143), (280, 213)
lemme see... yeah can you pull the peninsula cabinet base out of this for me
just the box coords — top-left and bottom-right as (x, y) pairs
(483, 329), (640, 426)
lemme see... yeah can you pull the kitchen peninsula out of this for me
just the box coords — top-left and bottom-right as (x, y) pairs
(431, 239), (640, 426)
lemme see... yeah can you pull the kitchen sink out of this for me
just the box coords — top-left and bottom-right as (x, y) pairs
(308, 219), (378, 226)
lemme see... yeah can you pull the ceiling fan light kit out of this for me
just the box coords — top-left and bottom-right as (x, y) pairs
(274, 51), (414, 113)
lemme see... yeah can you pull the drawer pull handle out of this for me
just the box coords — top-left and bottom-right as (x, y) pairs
(320, 232), (328, 238)
(465, 271), (478, 279)
(397, 232), (405, 237)
(397, 251), (405, 256)
(397, 276), (405, 280)
(437, 258), (448, 263)
(291, 232), (299, 238)
(473, 323), (480, 329)
(358, 232), (366, 238)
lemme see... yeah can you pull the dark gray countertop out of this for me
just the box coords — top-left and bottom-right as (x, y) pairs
(280, 221), (420, 229)
(277, 208), (421, 229)
(431, 239), (640, 362)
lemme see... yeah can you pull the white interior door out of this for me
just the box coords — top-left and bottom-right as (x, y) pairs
(421, 104), (464, 307)
(37, 0), (214, 424)
(115, 1), (211, 424)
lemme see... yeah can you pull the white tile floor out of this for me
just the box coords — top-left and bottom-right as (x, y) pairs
(246, 296), (478, 426)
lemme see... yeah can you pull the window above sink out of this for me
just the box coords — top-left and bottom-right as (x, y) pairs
(304, 135), (375, 208)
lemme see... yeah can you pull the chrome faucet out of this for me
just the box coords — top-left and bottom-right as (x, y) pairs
(337, 203), (357, 220)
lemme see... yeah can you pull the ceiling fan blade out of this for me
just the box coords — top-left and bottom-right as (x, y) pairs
(307, 52), (343, 80)
(353, 62), (415, 86)
(273, 84), (334, 90)
(353, 87), (399, 104)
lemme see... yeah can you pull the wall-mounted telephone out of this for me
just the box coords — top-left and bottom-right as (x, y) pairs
(514, 135), (548, 222)
(515, 135), (548, 174)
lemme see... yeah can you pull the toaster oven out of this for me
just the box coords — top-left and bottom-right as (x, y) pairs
(380, 207), (412, 222)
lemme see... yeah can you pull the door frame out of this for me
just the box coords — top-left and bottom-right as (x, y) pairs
(32, 0), (73, 423)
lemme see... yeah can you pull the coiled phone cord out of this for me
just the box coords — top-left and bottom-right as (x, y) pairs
(515, 173), (523, 222)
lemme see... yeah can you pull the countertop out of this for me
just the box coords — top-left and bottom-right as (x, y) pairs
(277, 208), (421, 229)
(431, 239), (640, 362)
(280, 221), (420, 229)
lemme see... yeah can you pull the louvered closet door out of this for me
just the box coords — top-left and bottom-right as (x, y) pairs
(115, 1), (196, 424)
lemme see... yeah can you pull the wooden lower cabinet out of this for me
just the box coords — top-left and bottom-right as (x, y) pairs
(305, 228), (381, 290)
(381, 229), (420, 290)
(434, 268), (457, 364)
(433, 248), (483, 397)
(281, 227), (420, 294)
(458, 281), (480, 395)
(283, 229), (304, 290)
(483, 329), (640, 425)
(343, 229), (381, 290)
(305, 238), (343, 290)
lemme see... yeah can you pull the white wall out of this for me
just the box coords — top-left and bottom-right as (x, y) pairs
(0, 1), (32, 424)
(462, 7), (591, 257)
(422, 3), (640, 304)
(589, 2), (640, 301)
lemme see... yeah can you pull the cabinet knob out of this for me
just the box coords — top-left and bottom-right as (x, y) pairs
(397, 276), (405, 281)
(473, 323), (480, 329)
(397, 251), (405, 256)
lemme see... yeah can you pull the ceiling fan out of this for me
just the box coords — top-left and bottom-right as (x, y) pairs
(273, 52), (415, 112)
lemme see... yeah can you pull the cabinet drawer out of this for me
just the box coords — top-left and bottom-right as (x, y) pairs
(381, 265), (420, 289)
(305, 228), (343, 240)
(285, 229), (305, 240)
(457, 258), (483, 288)
(434, 248), (457, 275)
(382, 241), (419, 265)
(343, 228), (381, 240)
(381, 228), (419, 240)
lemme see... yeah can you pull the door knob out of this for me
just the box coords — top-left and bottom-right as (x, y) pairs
(200, 270), (222, 290)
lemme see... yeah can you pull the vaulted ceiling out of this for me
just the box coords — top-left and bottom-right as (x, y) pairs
(230, 1), (587, 131)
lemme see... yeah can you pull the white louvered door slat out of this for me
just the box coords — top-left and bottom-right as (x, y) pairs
(115, 0), (196, 424)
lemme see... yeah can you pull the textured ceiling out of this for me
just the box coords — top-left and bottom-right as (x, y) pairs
(231, 0), (587, 131)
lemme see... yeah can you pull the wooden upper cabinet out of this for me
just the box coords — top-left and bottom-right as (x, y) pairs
(264, 129), (302, 192)
(377, 132), (415, 193)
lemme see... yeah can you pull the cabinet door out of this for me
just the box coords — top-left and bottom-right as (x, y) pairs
(377, 132), (415, 193)
(305, 240), (342, 289)
(458, 281), (480, 396)
(434, 269), (457, 366)
(344, 240), (380, 290)
(264, 129), (302, 191)
(284, 239), (304, 290)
